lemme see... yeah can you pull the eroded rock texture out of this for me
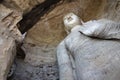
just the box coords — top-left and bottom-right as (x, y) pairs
(0, 36), (15, 80)
(3, 0), (45, 14)
(10, 59), (59, 80)
(0, 4), (22, 80)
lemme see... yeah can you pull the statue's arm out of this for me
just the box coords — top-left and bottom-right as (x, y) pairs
(57, 41), (74, 80)
(79, 19), (120, 39)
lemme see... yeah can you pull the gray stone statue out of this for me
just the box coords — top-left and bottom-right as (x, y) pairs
(57, 13), (120, 80)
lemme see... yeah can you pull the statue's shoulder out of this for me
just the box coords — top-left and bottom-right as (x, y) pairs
(97, 18), (117, 23)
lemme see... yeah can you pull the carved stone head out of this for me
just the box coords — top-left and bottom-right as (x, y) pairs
(63, 13), (82, 34)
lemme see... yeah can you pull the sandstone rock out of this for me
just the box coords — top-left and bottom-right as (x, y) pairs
(0, 4), (22, 80)
(4, 0), (45, 14)
(0, 0), (118, 80)
(100, 0), (120, 22)
(0, 36), (16, 80)
(10, 59), (59, 80)
(0, 4), (22, 42)
(23, 43), (58, 65)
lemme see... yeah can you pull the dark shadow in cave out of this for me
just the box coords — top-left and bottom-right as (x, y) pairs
(0, 0), (3, 3)
(19, 0), (61, 34)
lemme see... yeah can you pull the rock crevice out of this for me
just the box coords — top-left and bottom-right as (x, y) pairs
(19, 0), (62, 34)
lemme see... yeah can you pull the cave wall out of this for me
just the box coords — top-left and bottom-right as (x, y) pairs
(3, 0), (45, 14)
(0, 3), (22, 80)
(101, 0), (120, 22)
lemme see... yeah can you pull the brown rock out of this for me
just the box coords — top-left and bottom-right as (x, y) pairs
(0, 4), (22, 80)
(100, 0), (120, 22)
(23, 43), (58, 65)
(4, 0), (45, 14)
(0, 4), (22, 42)
(0, 35), (16, 80)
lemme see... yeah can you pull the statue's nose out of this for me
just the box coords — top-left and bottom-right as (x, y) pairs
(67, 17), (73, 22)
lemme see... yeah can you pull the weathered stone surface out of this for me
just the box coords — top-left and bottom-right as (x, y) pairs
(0, 4), (22, 42)
(4, 0), (45, 14)
(0, 4), (22, 80)
(100, 0), (120, 22)
(0, 36), (15, 80)
(57, 24), (120, 80)
(23, 43), (57, 65)
(10, 59), (59, 80)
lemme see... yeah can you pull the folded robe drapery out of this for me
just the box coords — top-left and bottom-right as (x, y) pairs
(79, 19), (120, 40)
(57, 19), (120, 80)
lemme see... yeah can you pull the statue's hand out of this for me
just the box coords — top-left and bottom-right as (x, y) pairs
(79, 20), (100, 37)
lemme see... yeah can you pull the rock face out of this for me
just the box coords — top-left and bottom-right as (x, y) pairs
(4, 0), (45, 14)
(0, 4), (22, 80)
(0, 4), (22, 42)
(0, 35), (15, 80)
(11, 59), (59, 80)
(101, 0), (120, 22)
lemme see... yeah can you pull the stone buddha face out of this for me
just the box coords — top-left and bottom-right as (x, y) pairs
(63, 13), (82, 34)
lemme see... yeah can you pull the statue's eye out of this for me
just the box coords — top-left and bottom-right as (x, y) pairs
(64, 17), (67, 20)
